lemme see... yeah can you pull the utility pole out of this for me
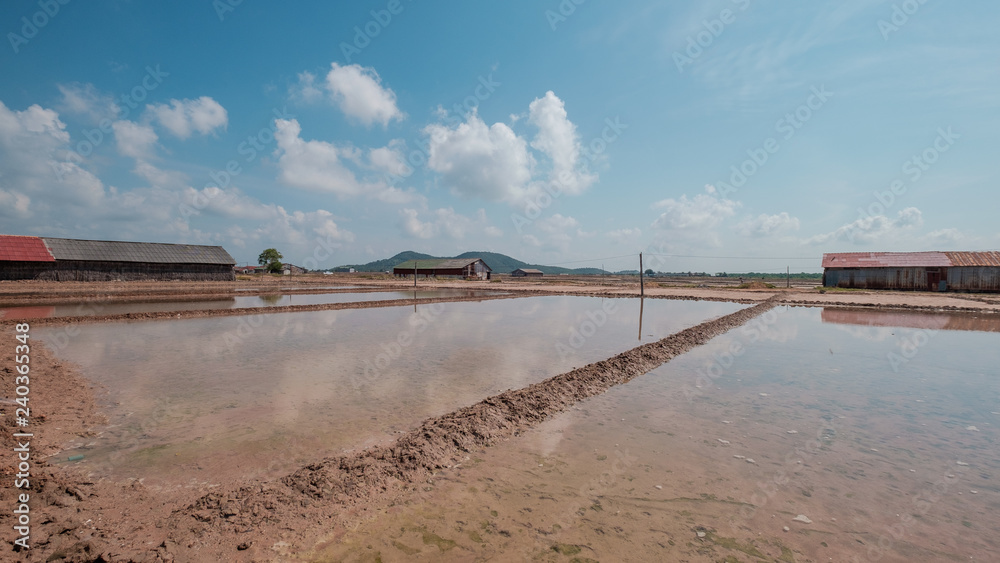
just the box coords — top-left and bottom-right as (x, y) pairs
(786, 266), (790, 289)
(414, 261), (417, 287)
(639, 252), (644, 297)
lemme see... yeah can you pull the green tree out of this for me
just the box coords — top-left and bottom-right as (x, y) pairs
(258, 248), (283, 273)
(644, 269), (654, 276)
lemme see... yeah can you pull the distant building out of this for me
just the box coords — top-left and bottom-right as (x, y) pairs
(511, 268), (543, 277)
(282, 264), (307, 275)
(0, 235), (236, 281)
(822, 251), (1000, 292)
(393, 258), (492, 280)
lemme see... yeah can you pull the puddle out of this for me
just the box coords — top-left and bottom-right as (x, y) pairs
(35, 297), (746, 489)
(310, 306), (1000, 562)
(0, 289), (504, 319)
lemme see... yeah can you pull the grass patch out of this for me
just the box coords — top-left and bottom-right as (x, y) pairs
(551, 543), (582, 556)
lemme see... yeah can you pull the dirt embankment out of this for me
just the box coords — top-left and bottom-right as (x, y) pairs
(0, 328), (109, 562)
(2, 295), (778, 562)
(157, 297), (781, 561)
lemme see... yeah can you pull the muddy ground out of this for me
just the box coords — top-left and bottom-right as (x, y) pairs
(1, 277), (998, 561)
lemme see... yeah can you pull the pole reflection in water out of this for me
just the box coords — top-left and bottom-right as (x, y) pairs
(638, 297), (644, 341)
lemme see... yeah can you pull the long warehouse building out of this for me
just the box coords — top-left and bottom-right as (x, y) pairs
(0, 235), (236, 281)
(822, 251), (1000, 292)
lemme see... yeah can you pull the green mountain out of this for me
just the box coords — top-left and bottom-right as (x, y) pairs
(332, 251), (434, 273)
(335, 250), (606, 275)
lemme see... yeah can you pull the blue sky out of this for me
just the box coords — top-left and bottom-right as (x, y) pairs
(1, 1), (997, 273)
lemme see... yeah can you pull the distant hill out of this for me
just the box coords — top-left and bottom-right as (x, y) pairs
(335, 250), (606, 275)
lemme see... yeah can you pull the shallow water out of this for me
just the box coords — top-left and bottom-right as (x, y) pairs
(314, 306), (1000, 562)
(0, 289), (503, 319)
(35, 297), (745, 488)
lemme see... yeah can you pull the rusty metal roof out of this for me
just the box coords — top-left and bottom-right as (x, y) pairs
(0, 235), (56, 262)
(945, 251), (1000, 267)
(822, 251), (1000, 268)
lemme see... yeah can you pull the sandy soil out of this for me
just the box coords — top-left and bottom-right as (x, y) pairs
(1, 276), (998, 561)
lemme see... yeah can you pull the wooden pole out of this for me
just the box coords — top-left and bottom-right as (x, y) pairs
(786, 266), (790, 288)
(414, 261), (417, 287)
(639, 253), (644, 297)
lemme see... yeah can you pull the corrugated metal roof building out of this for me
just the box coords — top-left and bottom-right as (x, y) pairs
(0, 235), (236, 281)
(822, 251), (1000, 292)
(511, 268), (543, 277)
(393, 258), (492, 280)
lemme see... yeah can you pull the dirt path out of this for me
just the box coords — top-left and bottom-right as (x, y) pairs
(1, 296), (778, 562)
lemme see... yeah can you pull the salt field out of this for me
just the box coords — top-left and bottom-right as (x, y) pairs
(35, 297), (747, 488)
(313, 306), (1000, 562)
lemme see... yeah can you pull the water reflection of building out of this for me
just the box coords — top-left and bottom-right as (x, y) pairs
(0, 306), (55, 320)
(821, 308), (1000, 333)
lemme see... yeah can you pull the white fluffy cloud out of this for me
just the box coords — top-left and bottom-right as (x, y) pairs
(532, 213), (582, 252)
(528, 91), (596, 196)
(147, 96), (228, 139)
(607, 227), (642, 244)
(652, 188), (741, 231)
(806, 207), (924, 245)
(735, 212), (800, 237)
(325, 63), (404, 127)
(274, 118), (375, 197)
(399, 207), (499, 240)
(0, 101), (105, 214)
(290, 71), (324, 104)
(425, 113), (533, 204)
(368, 139), (410, 177)
(425, 91), (594, 208)
(112, 120), (158, 159)
(0, 96), (357, 266)
(57, 83), (120, 123)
